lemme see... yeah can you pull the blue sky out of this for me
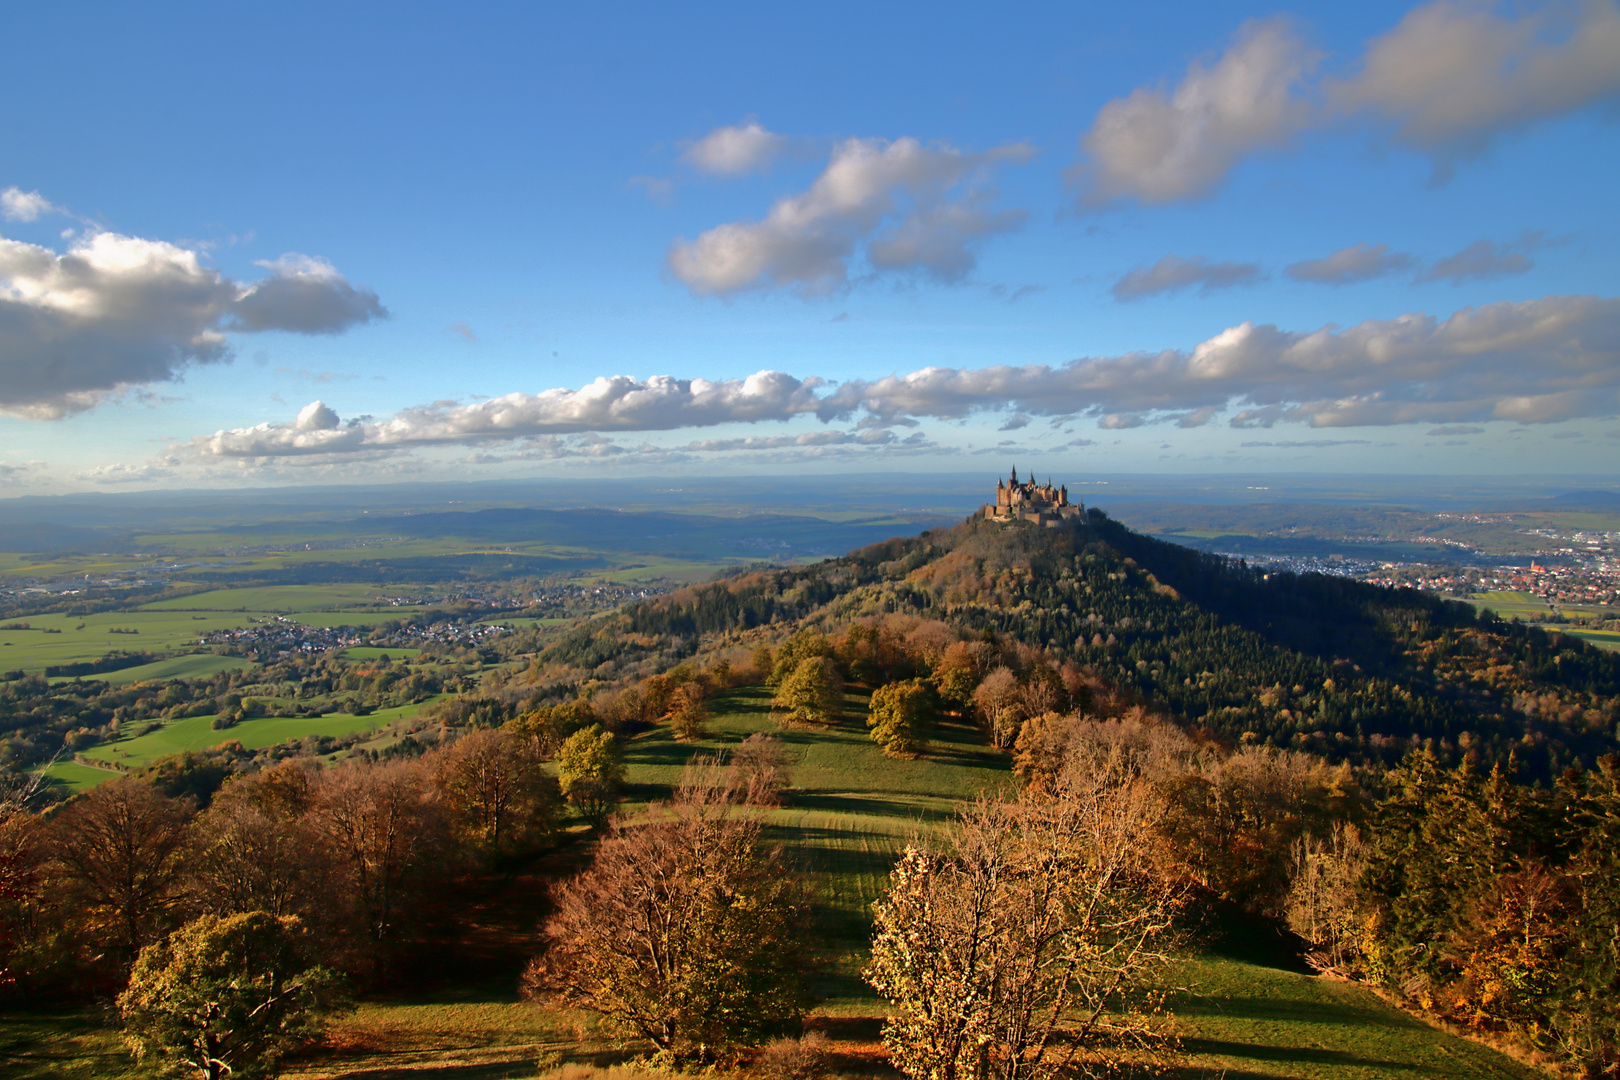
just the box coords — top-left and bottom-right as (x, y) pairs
(1, 0), (1617, 492)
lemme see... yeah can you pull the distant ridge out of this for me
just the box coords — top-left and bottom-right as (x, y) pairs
(1547, 490), (1620, 510)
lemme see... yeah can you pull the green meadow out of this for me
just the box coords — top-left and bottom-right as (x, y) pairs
(76, 653), (251, 686)
(0, 609), (267, 673)
(6, 688), (1541, 1079)
(76, 696), (449, 773)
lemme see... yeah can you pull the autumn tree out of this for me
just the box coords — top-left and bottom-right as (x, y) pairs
(556, 724), (625, 826)
(972, 666), (1024, 749)
(668, 682), (710, 742)
(50, 778), (193, 971)
(730, 733), (792, 806)
(119, 911), (348, 1080)
(432, 728), (560, 858)
(306, 760), (447, 948)
(1284, 822), (1371, 976)
(185, 785), (320, 923)
(768, 630), (833, 687)
(771, 655), (843, 727)
(867, 772), (1183, 1080)
(526, 795), (809, 1064)
(867, 679), (935, 757)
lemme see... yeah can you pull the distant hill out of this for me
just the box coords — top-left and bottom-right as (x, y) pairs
(1548, 489), (1620, 511)
(542, 510), (1620, 777)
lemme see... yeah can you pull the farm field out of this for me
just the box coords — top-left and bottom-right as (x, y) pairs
(1561, 627), (1620, 652)
(140, 584), (404, 612)
(75, 653), (252, 685)
(5, 688), (1545, 1079)
(0, 609), (268, 673)
(76, 695), (449, 774)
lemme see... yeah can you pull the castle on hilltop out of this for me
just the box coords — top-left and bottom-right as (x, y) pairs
(981, 467), (1085, 527)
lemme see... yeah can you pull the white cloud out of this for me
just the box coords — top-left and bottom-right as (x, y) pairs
(682, 121), (789, 176)
(1, 187), (60, 222)
(296, 400), (340, 430)
(1286, 242), (1414, 284)
(819, 294), (1620, 427)
(76, 463), (175, 484)
(1075, 18), (1316, 205)
(1111, 254), (1263, 300)
(668, 136), (1034, 295)
(0, 233), (384, 418)
(1329, 0), (1620, 174)
(172, 293), (1620, 465)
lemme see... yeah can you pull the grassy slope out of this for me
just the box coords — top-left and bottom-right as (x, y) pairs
(2, 688), (1543, 1079)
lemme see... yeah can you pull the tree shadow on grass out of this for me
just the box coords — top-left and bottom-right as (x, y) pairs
(786, 792), (955, 821)
(1171, 993), (1426, 1030)
(1174, 1037), (1448, 1074)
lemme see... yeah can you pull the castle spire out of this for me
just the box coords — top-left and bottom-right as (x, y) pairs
(1011, 464), (1018, 485)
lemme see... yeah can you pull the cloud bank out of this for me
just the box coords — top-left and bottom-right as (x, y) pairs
(668, 136), (1034, 295)
(0, 227), (385, 418)
(178, 294), (1619, 465)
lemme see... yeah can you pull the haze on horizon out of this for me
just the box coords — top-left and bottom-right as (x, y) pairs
(2, 0), (1618, 496)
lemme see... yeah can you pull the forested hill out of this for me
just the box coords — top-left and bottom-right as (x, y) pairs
(543, 508), (1620, 776)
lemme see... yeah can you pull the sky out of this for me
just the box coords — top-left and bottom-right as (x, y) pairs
(1, 0), (1618, 493)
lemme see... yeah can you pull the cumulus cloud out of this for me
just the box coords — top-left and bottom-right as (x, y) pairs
(1419, 236), (1537, 283)
(231, 254), (386, 334)
(0, 232), (384, 418)
(682, 121), (789, 176)
(1, 187), (60, 222)
(175, 293), (1620, 463)
(1075, 18), (1316, 205)
(1287, 242), (1414, 284)
(817, 294), (1620, 427)
(1111, 254), (1263, 301)
(668, 136), (1034, 295)
(1329, 0), (1620, 175)
(998, 413), (1032, 431)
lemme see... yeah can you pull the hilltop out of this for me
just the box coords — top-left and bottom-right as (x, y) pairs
(530, 508), (1620, 776)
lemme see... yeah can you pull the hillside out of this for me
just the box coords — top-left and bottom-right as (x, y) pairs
(3, 687), (1546, 1080)
(533, 509), (1620, 776)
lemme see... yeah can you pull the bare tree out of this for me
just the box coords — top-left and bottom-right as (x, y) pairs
(867, 770), (1184, 1080)
(185, 790), (319, 921)
(1284, 822), (1370, 976)
(49, 778), (193, 970)
(526, 795), (810, 1065)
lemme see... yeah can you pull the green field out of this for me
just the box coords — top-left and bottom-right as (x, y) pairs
(0, 609), (268, 673)
(339, 646), (424, 661)
(77, 696), (447, 773)
(141, 584), (411, 612)
(75, 653), (252, 686)
(4, 688), (1540, 1078)
(36, 758), (125, 794)
(1560, 627), (1620, 652)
